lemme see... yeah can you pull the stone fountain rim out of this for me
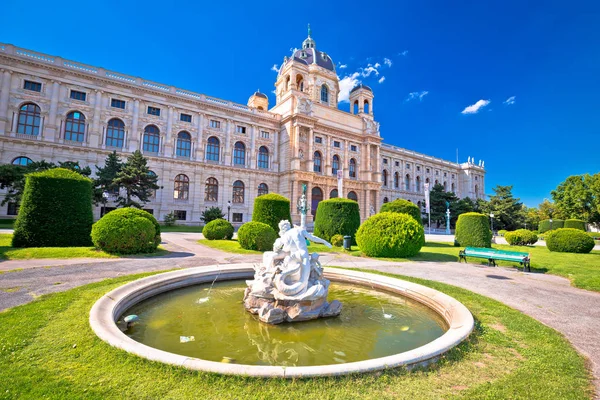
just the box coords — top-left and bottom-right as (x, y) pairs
(89, 264), (474, 378)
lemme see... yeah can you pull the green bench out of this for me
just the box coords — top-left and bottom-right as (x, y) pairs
(459, 247), (531, 271)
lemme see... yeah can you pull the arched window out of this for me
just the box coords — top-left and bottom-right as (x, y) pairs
(320, 85), (329, 103)
(313, 151), (322, 173)
(65, 111), (86, 142)
(425, 177), (430, 185)
(233, 141), (246, 165)
(258, 146), (269, 169)
(173, 174), (189, 200)
(285, 75), (290, 91)
(394, 172), (399, 188)
(143, 125), (160, 153)
(416, 176), (421, 192)
(311, 187), (323, 216)
(148, 170), (157, 198)
(348, 191), (358, 202)
(435, 180), (439, 186)
(205, 177), (218, 201)
(349, 158), (357, 178)
(405, 174), (411, 191)
(364, 100), (370, 114)
(258, 183), (268, 196)
(332, 155), (340, 175)
(12, 156), (33, 166)
(353, 100), (359, 114)
(206, 136), (220, 162)
(475, 184), (479, 199)
(382, 169), (388, 186)
(296, 74), (304, 92)
(106, 118), (125, 148)
(232, 180), (245, 203)
(330, 189), (338, 198)
(17, 103), (41, 136)
(443, 181), (447, 191)
(451, 182), (456, 193)
(176, 131), (191, 158)
(383, 197), (389, 203)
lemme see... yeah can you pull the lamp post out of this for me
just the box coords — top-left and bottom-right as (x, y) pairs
(445, 201), (451, 235)
(550, 218), (553, 231)
(227, 200), (231, 222)
(490, 213), (495, 235)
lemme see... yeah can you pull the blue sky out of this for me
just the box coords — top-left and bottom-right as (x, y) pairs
(2, 0), (599, 207)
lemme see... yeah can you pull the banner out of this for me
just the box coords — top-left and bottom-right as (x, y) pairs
(424, 182), (430, 213)
(337, 169), (343, 196)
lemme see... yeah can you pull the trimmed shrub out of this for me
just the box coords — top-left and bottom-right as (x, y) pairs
(91, 208), (158, 254)
(498, 229), (507, 237)
(455, 212), (492, 248)
(504, 229), (538, 246)
(379, 199), (422, 225)
(12, 168), (93, 248)
(203, 219), (234, 240)
(356, 212), (425, 258)
(564, 219), (586, 231)
(588, 232), (600, 240)
(252, 193), (292, 232)
(331, 234), (344, 247)
(539, 219), (565, 233)
(314, 198), (361, 244)
(546, 228), (595, 254)
(237, 221), (277, 251)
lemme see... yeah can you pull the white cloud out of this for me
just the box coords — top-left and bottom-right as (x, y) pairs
(400, 50), (409, 56)
(384, 58), (392, 67)
(461, 99), (491, 114)
(405, 91), (429, 102)
(374, 62), (381, 68)
(503, 96), (516, 105)
(361, 66), (379, 77)
(378, 76), (386, 84)
(338, 72), (361, 103)
(338, 63), (347, 69)
(271, 64), (279, 72)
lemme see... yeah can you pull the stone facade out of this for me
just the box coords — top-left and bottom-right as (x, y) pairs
(0, 36), (485, 226)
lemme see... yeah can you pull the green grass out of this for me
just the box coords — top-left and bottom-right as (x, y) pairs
(198, 239), (361, 255)
(160, 225), (204, 233)
(0, 218), (15, 228)
(0, 270), (592, 399)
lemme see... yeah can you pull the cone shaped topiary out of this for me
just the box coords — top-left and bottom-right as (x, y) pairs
(313, 198), (361, 244)
(455, 212), (492, 248)
(356, 212), (425, 258)
(252, 193), (292, 232)
(379, 198), (423, 225)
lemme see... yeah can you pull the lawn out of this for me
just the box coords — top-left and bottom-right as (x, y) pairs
(160, 225), (204, 233)
(198, 239), (362, 256)
(0, 270), (591, 399)
(0, 219), (15, 229)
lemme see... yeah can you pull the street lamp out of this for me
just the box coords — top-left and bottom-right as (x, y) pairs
(490, 213), (495, 235)
(227, 200), (232, 222)
(550, 218), (553, 231)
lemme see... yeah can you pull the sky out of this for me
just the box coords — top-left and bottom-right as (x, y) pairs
(1, 0), (599, 207)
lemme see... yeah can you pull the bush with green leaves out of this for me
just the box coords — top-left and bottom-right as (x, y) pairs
(455, 212), (492, 248)
(91, 208), (159, 254)
(202, 219), (234, 240)
(356, 212), (425, 258)
(252, 193), (292, 232)
(498, 229), (507, 237)
(237, 221), (277, 251)
(379, 198), (422, 225)
(545, 228), (595, 254)
(504, 229), (538, 246)
(163, 212), (177, 227)
(539, 219), (565, 233)
(314, 198), (361, 244)
(564, 219), (586, 231)
(330, 234), (344, 247)
(12, 168), (93, 248)
(201, 206), (225, 224)
(588, 232), (600, 240)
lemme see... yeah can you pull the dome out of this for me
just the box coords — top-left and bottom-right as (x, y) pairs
(351, 84), (372, 94)
(253, 91), (267, 99)
(279, 28), (336, 75)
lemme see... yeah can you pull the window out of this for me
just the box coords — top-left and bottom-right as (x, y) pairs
(383, 158), (388, 164)
(7, 202), (19, 216)
(232, 213), (243, 223)
(143, 125), (160, 153)
(350, 145), (357, 152)
(406, 163), (411, 169)
(12, 156), (33, 166)
(23, 80), (41, 92)
(210, 120), (221, 129)
(330, 189), (338, 198)
(64, 111), (86, 142)
(320, 85), (329, 103)
(206, 136), (220, 161)
(234, 142), (246, 165)
(205, 177), (218, 201)
(17, 103), (41, 136)
(417, 166), (421, 172)
(236, 125), (246, 134)
(148, 170), (157, 199)
(444, 172), (447, 177)
(258, 146), (269, 169)
(333, 141), (341, 148)
(382, 169), (388, 187)
(180, 113), (192, 123)
(311, 187), (323, 216)
(451, 183), (456, 192)
(100, 207), (116, 217)
(426, 168), (430, 173)
(260, 130), (269, 139)
(452, 174), (455, 179)
(416, 176), (421, 192)
(176, 132), (191, 157)
(106, 118), (125, 148)
(405, 174), (411, 191)
(436, 170), (439, 176)
(348, 191), (358, 202)
(232, 180), (245, 203)
(332, 155), (340, 175)
(383, 197), (389, 204)
(349, 158), (356, 178)
(70, 90), (86, 101)
(111, 99), (126, 109)
(394, 172), (399, 188)
(443, 181), (447, 191)
(174, 210), (187, 221)
(147, 106), (161, 116)
(143, 209), (154, 215)
(315, 136), (323, 144)
(313, 151), (322, 173)
(258, 183), (268, 196)
(395, 161), (399, 167)
(475, 176), (478, 181)
(173, 174), (189, 200)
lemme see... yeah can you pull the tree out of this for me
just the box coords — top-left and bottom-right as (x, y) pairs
(95, 151), (123, 205)
(552, 174), (594, 221)
(113, 151), (159, 208)
(452, 197), (477, 227)
(428, 184), (458, 227)
(486, 185), (524, 231)
(201, 207), (225, 224)
(537, 199), (564, 220)
(522, 206), (541, 231)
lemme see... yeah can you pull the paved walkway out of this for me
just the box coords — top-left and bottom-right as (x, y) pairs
(1, 232), (599, 397)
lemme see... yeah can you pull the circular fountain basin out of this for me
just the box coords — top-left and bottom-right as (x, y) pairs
(90, 264), (474, 378)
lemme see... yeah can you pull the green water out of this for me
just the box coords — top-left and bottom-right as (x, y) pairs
(124, 281), (448, 367)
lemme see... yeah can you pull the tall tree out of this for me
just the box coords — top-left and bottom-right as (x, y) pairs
(486, 185), (524, 231)
(0, 160), (57, 206)
(551, 174), (594, 221)
(428, 184), (458, 227)
(114, 151), (159, 208)
(537, 199), (563, 220)
(95, 151), (124, 205)
(452, 197), (476, 227)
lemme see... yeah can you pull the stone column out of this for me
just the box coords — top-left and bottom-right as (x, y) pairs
(307, 128), (314, 172)
(0, 70), (12, 135)
(324, 134), (330, 175)
(129, 99), (140, 152)
(45, 80), (61, 141)
(164, 106), (174, 157)
(224, 119), (232, 165)
(343, 139), (349, 178)
(195, 113), (204, 161)
(273, 129), (279, 172)
(89, 90), (103, 147)
(250, 125), (256, 168)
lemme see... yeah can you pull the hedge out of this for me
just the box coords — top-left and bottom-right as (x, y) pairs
(12, 168), (93, 248)
(91, 208), (158, 254)
(539, 219), (565, 233)
(252, 193), (292, 232)
(564, 219), (586, 231)
(356, 212), (425, 258)
(330, 234), (344, 247)
(203, 219), (234, 240)
(237, 221), (277, 251)
(379, 199), (422, 225)
(455, 212), (492, 248)
(498, 229), (507, 237)
(546, 228), (595, 254)
(504, 229), (538, 246)
(313, 198), (361, 244)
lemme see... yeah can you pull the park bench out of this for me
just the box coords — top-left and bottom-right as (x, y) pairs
(459, 247), (531, 271)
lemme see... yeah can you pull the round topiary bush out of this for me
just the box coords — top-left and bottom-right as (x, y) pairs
(330, 234), (344, 247)
(314, 198), (361, 244)
(91, 208), (158, 254)
(203, 219), (234, 240)
(564, 219), (586, 231)
(12, 168), (93, 248)
(504, 229), (538, 246)
(356, 212), (425, 258)
(539, 219), (565, 233)
(546, 228), (595, 254)
(455, 212), (492, 248)
(252, 193), (292, 232)
(237, 221), (277, 251)
(379, 199), (422, 225)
